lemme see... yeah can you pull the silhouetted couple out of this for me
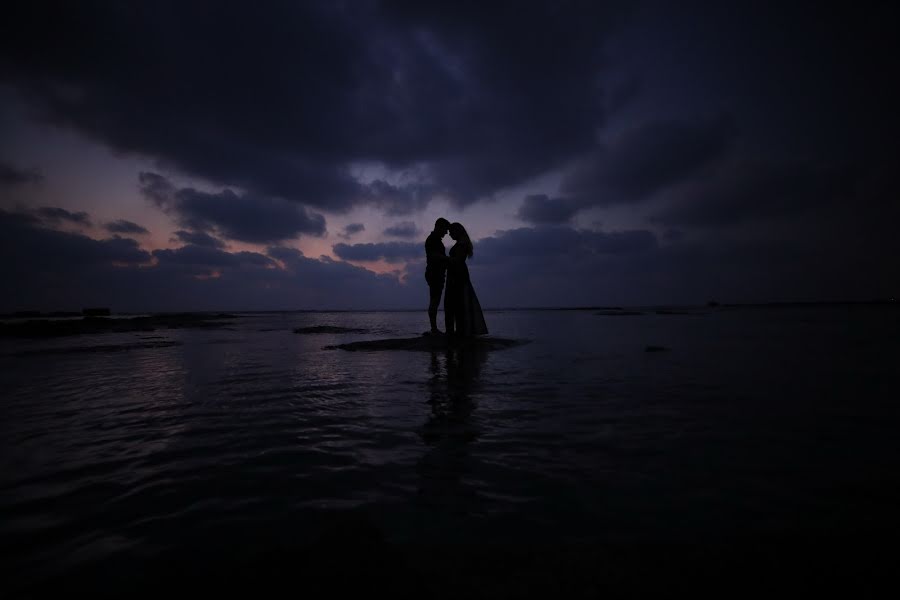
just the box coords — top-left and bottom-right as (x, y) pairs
(425, 218), (488, 337)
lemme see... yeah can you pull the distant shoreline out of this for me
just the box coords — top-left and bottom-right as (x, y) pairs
(2, 299), (896, 320)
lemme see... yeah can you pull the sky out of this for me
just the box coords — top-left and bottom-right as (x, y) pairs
(1, 0), (897, 311)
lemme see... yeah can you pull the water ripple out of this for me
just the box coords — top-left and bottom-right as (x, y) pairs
(2, 308), (900, 590)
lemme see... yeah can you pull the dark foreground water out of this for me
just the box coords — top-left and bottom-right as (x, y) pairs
(2, 306), (900, 596)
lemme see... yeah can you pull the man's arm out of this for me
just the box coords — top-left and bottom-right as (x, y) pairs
(425, 237), (447, 262)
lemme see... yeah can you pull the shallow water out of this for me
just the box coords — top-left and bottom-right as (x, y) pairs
(2, 306), (899, 588)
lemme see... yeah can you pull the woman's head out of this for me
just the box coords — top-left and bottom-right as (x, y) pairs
(449, 222), (473, 257)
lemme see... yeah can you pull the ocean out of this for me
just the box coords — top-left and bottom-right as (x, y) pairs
(2, 306), (899, 594)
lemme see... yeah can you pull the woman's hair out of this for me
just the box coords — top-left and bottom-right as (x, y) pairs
(450, 222), (473, 258)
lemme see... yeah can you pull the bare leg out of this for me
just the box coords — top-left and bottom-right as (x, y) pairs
(428, 299), (439, 331)
(428, 284), (442, 332)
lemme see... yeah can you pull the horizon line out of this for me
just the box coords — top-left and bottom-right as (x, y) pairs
(3, 298), (897, 317)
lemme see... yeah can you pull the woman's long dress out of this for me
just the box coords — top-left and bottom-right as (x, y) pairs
(444, 243), (488, 336)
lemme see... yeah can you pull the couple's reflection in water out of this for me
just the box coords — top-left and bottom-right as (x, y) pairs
(416, 344), (489, 515)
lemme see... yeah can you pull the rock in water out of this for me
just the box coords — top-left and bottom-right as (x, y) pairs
(330, 335), (527, 352)
(293, 326), (369, 334)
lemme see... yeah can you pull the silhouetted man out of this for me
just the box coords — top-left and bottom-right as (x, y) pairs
(425, 218), (450, 334)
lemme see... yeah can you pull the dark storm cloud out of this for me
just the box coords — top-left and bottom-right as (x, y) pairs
(3, 206), (896, 312)
(105, 219), (149, 235)
(172, 230), (226, 249)
(137, 172), (175, 208)
(332, 241), (421, 263)
(464, 224), (898, 308)
(662, 229), (684, 243)
(171, 187), (327, 242)
(153, 245), (273, 268)
(365, 181), (434, 216)
(606, 77), (642, 115)
(374, 1), (631, 202)
(517, 194), (580, 225)
(383, 221), (419, 238)
(266, 246), (305, 265)
(1, 209), (149, 270)
(143, 242), (410, 310)
(35, 206), (91, 226)
(561, 116), (738, 205)
(463, 226), (655, 307)
(338, 223), (365, 240)
(0, 161), (42, 186)
(652, 160), (859, 227)
(265, 246), (414, 298)
(139, 172), (326, 243)
(0, 209), (38, 227)
(477, 227), (658, 265)
(0, 1), (629, 211)
(0, 207), (415, 311)
(2, 2), (898, 311)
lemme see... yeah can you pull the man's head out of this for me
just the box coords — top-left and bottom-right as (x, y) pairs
(434, 217), (450, 238)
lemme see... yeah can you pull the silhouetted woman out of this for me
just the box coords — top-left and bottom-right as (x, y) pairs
(444, 222), (488, 336)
